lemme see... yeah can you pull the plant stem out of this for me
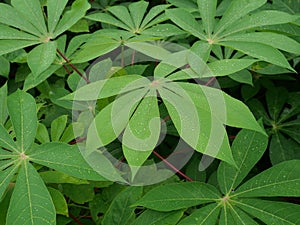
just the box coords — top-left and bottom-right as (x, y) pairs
(56, 49), (90, 83)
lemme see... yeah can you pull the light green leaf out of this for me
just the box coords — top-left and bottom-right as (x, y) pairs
(166, 8), (206, 39)
(54, 0), (91, 37)
(27, 41), (57, 76)
(141, 4), (170, 29)
(135, 182), (220, 211)
(62, 75), (148, 101)
(221, 10), (298, 37)
(205, 59), (257, 77)
(107, 5), (134, 29)
(132, 210), (184, 225)
(0, 40), (40, 56)
(11, 0), (47, 34)
(0, 56), (10, 78)
(142, 24), (186, 37)
(0, 83), (8, 124)
(29, 142), (106, 181)
(229, 69), (253, 85)
(48, 187), (68, 216)
(219, 41), (293, 70)
(36, 123), (50, 144)
(125, 42), (171, 60)
(214, 0), (267, 35)
(6, 162), (56, 225)
(0, 165), (18, 200)
(197, 0), (217, 35)
(0, 3), (41, 36)
(217, 129), (268, 194)
(236, 199), (300, 225)
(60, 122), (84, 143)
(235, 160), (300, 197)
(47, 0), (68, 34)
(51, 115), (68, 142)
(86, 87), (148, 150)
(223, 32), (300, 55)
(178, 203), (220, 225)
(128, 1), (149, 29)
(102, 186), (142, 225)
(7, 90), (37, 152)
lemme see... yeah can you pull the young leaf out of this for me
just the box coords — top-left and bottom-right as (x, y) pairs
(29, 142), (107, 181)
(11, 0), (47, 34)
(36, 123), (50, 144)
(48, 187), (68, 216)
(102, 186), (143, 225)
(135, 182), (220, 211)
(234, 160), (300, 197)
(27, 41), (57, 76)
(6, 162), (56, 225)
(217, 129), (268, 194)
(7, 90), (37, 152)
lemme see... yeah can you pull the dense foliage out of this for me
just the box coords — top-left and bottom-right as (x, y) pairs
(0, 0), (300, 224)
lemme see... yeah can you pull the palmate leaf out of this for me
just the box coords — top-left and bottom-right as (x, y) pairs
(197, 0), (217, 35)
(6, 162), (56, 225)
(47, 0), (68, 34)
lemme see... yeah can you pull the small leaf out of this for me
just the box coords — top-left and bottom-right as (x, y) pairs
(135, 182), (220, 211)
(6, 162), (56, 225)
(48, 187), (68, 216)
(29, 142), (107, 181)
(102, 186), (143, 225)
(235, 160), (300, 197)
(0, 56), (9, 78)
(27, 41), (57, 76)
(54, 0), (91, 37)
(7, 89), (37, 152)
(36, 123), (50, 144)
(51, 115), (68, 142)
(229, 69), (253, 85)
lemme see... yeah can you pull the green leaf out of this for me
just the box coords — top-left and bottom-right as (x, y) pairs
(221, 10), (298, 37)
(102, 186), (142, 225)
(36, 123), (50, 144)
(0, 124), (18, 152)
(0, 3), (41, 36)
(235, 160), (300, 197)
(214, 0), (267, 35)
(128, 1), (149, 29)
(0, 83), (8, 124)
(269, 133), (300, 165)
(217, 129), (268, 194)
(123, 93), (160, 168)
(0, 40), (40, 56)
(27, 41), (57, 76)
(166, 8), (206, 39)
(62, 75), (148, 101)
(0, 24), (39, 41)
(227, 206), (259, 225)
(229, 69), (253, 85)
(86, 87), (148, 149)
(11, 0), (47, 34)
(40, 171), (89, 184)
(51, 115), (68, 142)
(47, 0), (68, 34)
(85, 12), (130, 30)
(48, 187), (68, 216)
(29, 142), (106, 181)
(135, 182), (220, 211)
(107, 5), (134, 29)
(54, 0), (91, 37)
(7, 90), (37, 152)
(206, 59), (257, 77)
(125, 42), (171, 60)
(6, 162), (56, 225)
(132, 210), (184, 225)
(0, 166), (18, 200)
(0, 56), (10, 78)
(141, 4), (170, 29)
(236, 199), (300, 225)
(142, 24), (185, 37)
(62, 183), (94, 204)
(197, 0), (217, 35)
(219, 41), (293, 70)
(223, 32), (300, 55)
(266, 87), (288, 121)
(177, 203), (220, 225)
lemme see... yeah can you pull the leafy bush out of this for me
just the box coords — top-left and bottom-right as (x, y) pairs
(0, 0), (300, 224)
